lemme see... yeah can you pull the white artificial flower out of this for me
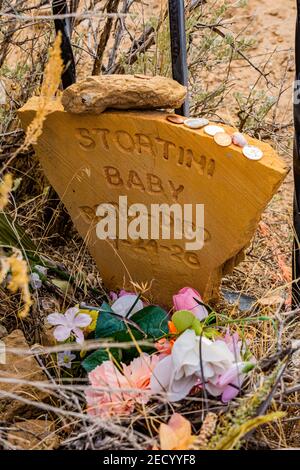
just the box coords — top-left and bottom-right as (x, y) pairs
(57, 350), (76, 369)
(198, 338), (236, 397)
(151, 329), (200, 401)
(47, 307), (92, 344)
(151, 329), (241, 402)
(111, 294), (143, 318)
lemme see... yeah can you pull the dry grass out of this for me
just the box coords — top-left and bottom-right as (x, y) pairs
(0, 0), (299, 450)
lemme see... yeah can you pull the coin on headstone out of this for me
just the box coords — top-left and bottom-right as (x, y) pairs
(166, 114), (185, 124)
(214, 132), (232, 147)
(232, 132), (247, 148)
(243, 145), (263, 161)
(204, 125), (225, 136)
(183, 118), (209, 129)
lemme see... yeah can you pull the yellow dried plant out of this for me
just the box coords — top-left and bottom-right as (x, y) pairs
(0, 249), (32, 318)
(23, 32), (64, 150)
(1, 33), (64, 177)
(0, 173), (13, 210)
(0, 36), (63, 316)
(189, 413), (218, 450)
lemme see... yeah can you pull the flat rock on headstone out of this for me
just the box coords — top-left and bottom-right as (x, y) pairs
(0, 329), (49, 421)
(7, 419), (59, 450)
(61, 75), (187, 114)
(19, 98), (287, 305)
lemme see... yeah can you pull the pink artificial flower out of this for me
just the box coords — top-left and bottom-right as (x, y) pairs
(109, 289), (136, 302)
(47, 307), (91, 344)
(221, 330), (242, 359)
(173, 287), (208, 320)
(119, 289), (135, 297)
(109, 291), (118, 302)
(122, 354), (160, 403)
(85, 361), (133, 417)
(155, 338), (174, 357)
(206, 331), (252, 403)
(85, 354), (159, 417)
(218, 363), (246, 403)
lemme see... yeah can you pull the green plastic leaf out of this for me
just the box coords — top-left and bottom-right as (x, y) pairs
(172, 310), (195, 333)
(82, 348), (120, 373)
(113, 329), (144, 363)
(114, 326), (157, 362)
(131, 305), (168, 339)
(92, 304), (168, 367)
(94, 302), (127, 339)
(114, 328), (142, 343)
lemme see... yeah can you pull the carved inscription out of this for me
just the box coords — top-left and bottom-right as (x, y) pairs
(103, 166), (184, 201)
(79, 203), (211, 244)
(110, 238), (201, 270)
(75, 127), (216, 177)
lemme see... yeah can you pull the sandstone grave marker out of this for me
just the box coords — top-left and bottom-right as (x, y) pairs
(19, 96), (287, 305)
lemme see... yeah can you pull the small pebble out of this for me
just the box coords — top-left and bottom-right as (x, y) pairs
(204, 125), (225, 137)
(232, 132), (248, 148)
(183, 118), (209, 129)
(242, 145), (263, 161)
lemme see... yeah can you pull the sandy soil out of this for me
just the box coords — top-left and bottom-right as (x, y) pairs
(230, 0), (295, 117)
(177, 0), (296, 301)
(226, 0), (295, 297)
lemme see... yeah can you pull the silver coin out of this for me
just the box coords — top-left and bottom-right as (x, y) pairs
(204, 125), (225, 136)
(242, 145), (263, 161)
(183, 118), (209, 129)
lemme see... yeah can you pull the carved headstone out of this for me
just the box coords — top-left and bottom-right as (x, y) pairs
(19, 97), (287, 305)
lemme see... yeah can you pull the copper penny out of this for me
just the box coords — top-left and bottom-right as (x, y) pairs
(214, 132), (232, 147)
(166, 114), (185, 124)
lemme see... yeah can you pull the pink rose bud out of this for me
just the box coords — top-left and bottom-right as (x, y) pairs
(173, 287), (208, 321)
(232, 132), (247, 148)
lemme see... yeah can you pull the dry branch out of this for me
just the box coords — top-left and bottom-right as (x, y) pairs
(92, 0), (121, 75)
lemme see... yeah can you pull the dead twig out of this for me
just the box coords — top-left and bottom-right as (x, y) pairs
(212, 26), (275, 87)
(92, 0), (121, 75)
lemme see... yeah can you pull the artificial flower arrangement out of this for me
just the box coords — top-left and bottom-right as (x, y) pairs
(47, 287), (255, 417)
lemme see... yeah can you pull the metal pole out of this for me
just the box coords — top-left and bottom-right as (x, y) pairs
(293, 0), (300, 307)
(52, 0), (76, 89)
(168, 0), (189, 117)
(45, 1), (76, 227)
